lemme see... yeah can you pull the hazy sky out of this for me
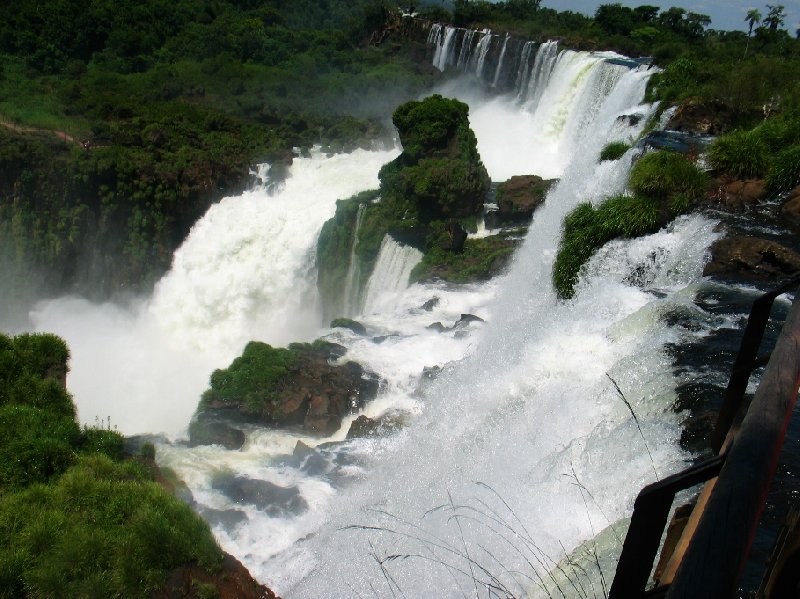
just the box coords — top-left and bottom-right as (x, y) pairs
(540, 0), (800, 33)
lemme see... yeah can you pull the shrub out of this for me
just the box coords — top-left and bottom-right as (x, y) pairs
(629, 150), (708, 200)
(599, 141), (630, 161)
(767, 145), (800, 193)
(79, 427), (126, 461)
(0, 455), (223, 598)
(553, 195), (659, 298)
(707, 130), (769, 178)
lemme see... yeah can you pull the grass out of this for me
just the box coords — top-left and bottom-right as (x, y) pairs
(599, 141), (630, 162)
(707, 129), (768, 179)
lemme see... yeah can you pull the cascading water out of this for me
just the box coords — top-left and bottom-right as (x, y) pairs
(492, 33), (511, 87)
(360, 235), (423, 315)
(474, 31), (494, 80)
(10, 26), (743, 599)
(341, 203), (368, 317)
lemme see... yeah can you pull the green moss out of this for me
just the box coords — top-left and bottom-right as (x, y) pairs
(411, 234), (518, 284)
(599, 142), (631, 161)
(201, 341), (298, 415)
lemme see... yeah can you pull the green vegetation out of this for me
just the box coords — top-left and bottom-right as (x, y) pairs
(554, 150), (708, 298)
(599, 141), (631, 162)
(317, 94), (490, 310)
(0, 331), (226, 597)
(708, 113), (800, 193)
(411, 232), (519, 283)
(0, 0), (438, 297)
(201, 341), (298, 414)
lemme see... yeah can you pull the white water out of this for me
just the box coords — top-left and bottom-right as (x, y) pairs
(10, 38), (725, 599)
(361, 235), (423, 315)
(28, 147), (398, 435)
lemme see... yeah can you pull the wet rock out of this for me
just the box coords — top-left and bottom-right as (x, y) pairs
(710, 177), (768, 211)
(421, 297), (440, 311)
(427, 322), (447, 333)
(780, 185), (800, 229)
(346, 412), (405, 439)
(456, 313), (485, 326)
(188, 412), (246, 450)
(200, 506), (248, 532)
(666, 97), (749, 135)
(371, 334), (399, 344)
(330, 318), (367, 336)
(212, 473), (308, 517)
(495, 175), (553, 223)
(152, 553), (280, 599)
(704, 235), (800, 281)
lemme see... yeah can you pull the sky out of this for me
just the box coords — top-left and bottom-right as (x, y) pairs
(540, 0), (800, 33)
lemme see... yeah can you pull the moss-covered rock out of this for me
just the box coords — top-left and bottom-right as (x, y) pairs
(411, 232), (520, 284)
(495, 175), (554, 223)
(317, 95), (491, 311)
(198, 340), (380, 436)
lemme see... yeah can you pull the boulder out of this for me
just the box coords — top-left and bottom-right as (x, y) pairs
(197, 341), (381, 437)
(780, 185), (800, 229)
(495, 175), (553, 223)
(346, 412), (405, 439)
(330, 318), (367, 336)
(666, 97), (748, 135)
(188, 412), (246, 450)
(421, 297), (440, 311)
(703, 235), (800, 281)
(710, 178), (768, 211)
(211, 473), (308, 517)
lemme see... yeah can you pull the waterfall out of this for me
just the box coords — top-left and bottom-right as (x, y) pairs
(14, 26), (733, 599)
(341, 203), (367, 317)
(360, 235), (423, 315)
(491, 33), (510, 87)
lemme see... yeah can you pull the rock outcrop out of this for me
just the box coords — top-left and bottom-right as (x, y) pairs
(197, 341), (381, 437)
(495, 174), (554, 223)
(703, 235), (800, 281)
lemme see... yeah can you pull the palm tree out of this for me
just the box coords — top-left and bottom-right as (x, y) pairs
(744, 8), (761, 58)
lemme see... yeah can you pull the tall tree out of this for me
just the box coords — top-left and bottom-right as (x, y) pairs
(763, 4), (786, 31)
(744, 8), (761, 58)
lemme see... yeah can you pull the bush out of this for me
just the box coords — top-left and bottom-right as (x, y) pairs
(599, 141), (630, 161)
(553, 195), (659, 298)
(79, 427), (126, 461)
(0, 455), (223, 598)
(767, 145), (800, 193)
(629, 150), (708, 200)
(707, 130), (769, 178)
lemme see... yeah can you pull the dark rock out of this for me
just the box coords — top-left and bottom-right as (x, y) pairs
(780, 185), (800, 229)
(616, 113), (642, 127)
(152, 553), (280, 599)
(330, 318), (367, 336)
(371, 334), (399, 344)
(427, 322), (447, 333)
(212, 473), (308, 517)
(704, 235), (800, 281)
(456, 313), (485, 325)
(422, 365), (441, 380)
(483, 209), (503, 230)
(440, 222), (468, 252)
(421, 297), (440, 311)
(346, 412), (405, 439)
(188, 413), (246, 450)
(666, 97), (750, 135)
(200, 506), (248, 531)
(495, 175), (553, 223)
(709, 177), (768, 211)
(293, 440), (315, 458)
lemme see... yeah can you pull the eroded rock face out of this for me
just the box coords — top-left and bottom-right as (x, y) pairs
(666, 98), (747, 135)
(495, 175), (553, 223)
(703, 235), (800, 281)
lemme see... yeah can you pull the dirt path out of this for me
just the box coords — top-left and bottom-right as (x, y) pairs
(0, 115), (79, 145)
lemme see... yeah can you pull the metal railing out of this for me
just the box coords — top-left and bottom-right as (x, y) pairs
(609, 275), (800, 598)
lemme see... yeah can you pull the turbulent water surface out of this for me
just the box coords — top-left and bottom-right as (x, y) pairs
(6, 29), (770, 598)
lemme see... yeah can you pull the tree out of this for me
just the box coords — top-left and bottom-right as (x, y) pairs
(764, 4), (786, 31)
(744, 8), (761, 58)
(595, 3), (637, 36)
(633, 5), (659, 23)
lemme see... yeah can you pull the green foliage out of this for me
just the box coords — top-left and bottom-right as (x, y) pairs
(0, 455), (223, 598)
(707, 130), (769, 178)
(629, 150), (708, 201)
(411, 233), (518, 283)
(767, 145), (800, 193)
(553, 195), (660, 299)
(599, 141), (630, 162)
(79, 427), (126, 461)
(392, 95), (469, 160)
(201, 341), (298, 414)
